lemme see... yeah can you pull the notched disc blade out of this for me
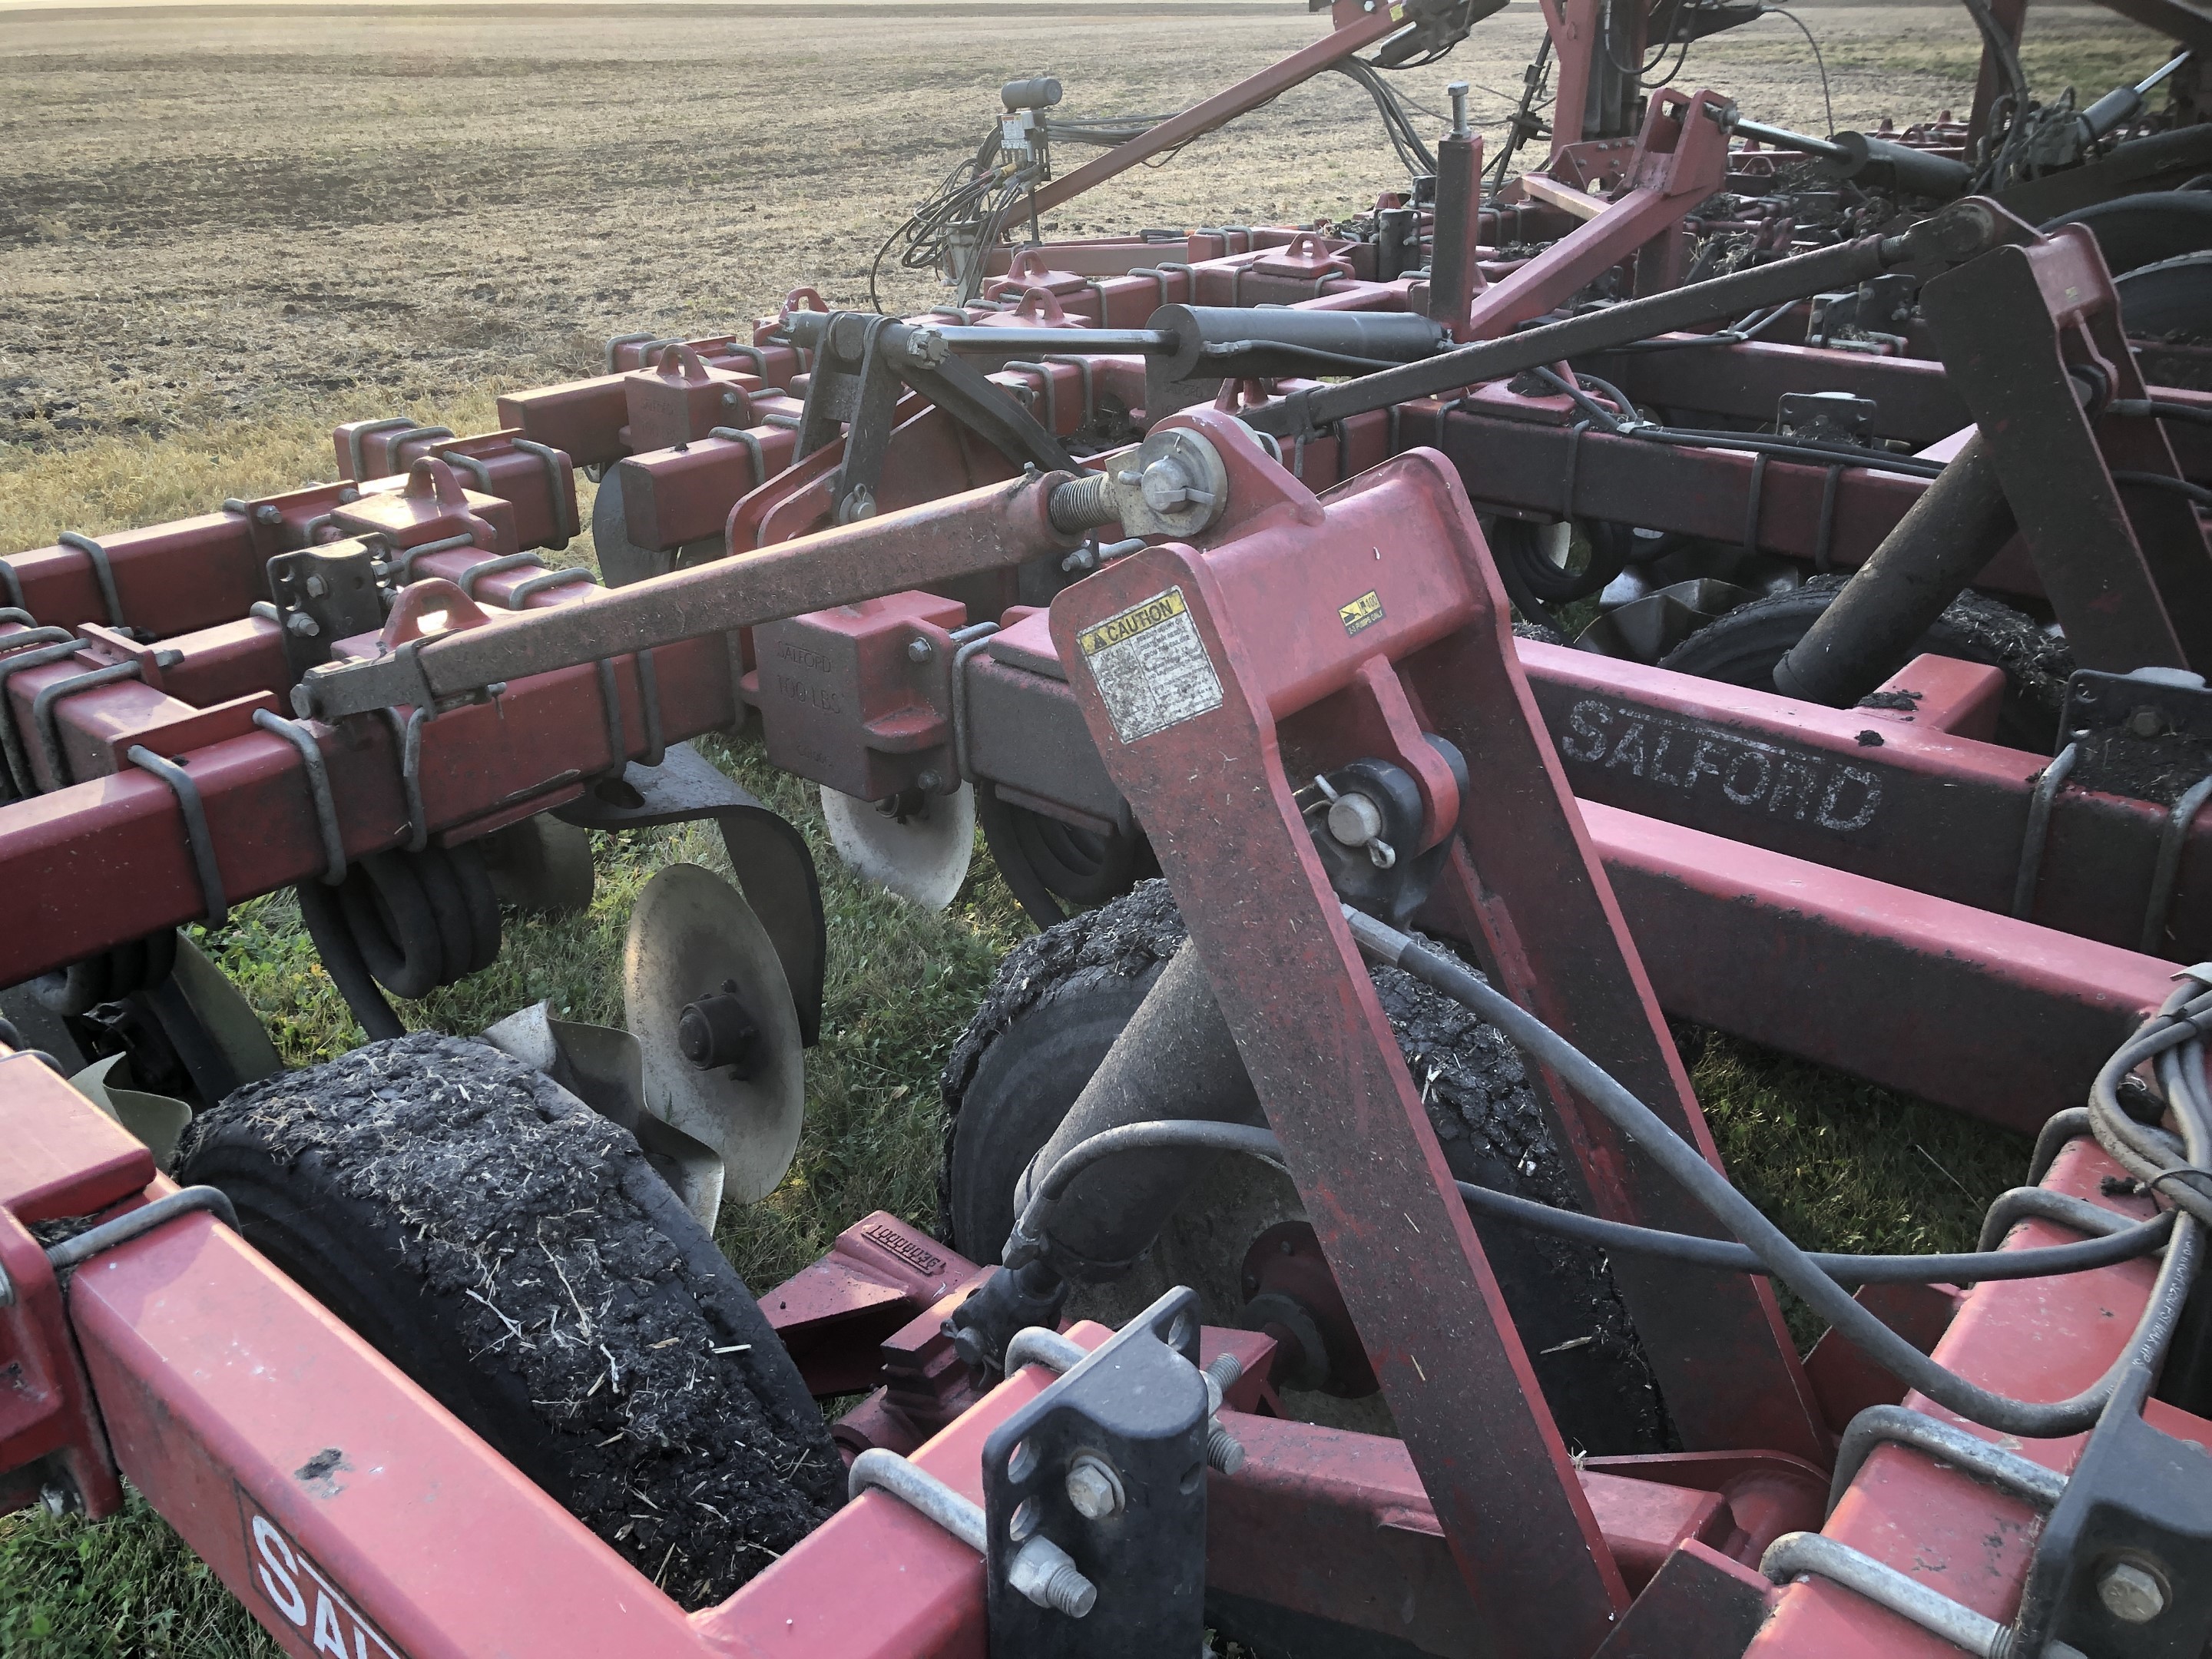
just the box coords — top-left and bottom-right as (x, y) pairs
(623, 863), (804, 1204)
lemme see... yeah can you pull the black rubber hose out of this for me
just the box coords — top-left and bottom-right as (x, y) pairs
(1012, 1118), (2174, 1287)
(294, 879), (406, 1041)
(1455, 1177), (2173, 1284)
(1344, 906), (2205, 1439)
(1771, 433), (2016, 706)
(1009, 939), (1267, 1279)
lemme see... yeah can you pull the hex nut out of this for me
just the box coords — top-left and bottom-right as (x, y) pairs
(2098, 1558), (2167, 1624)
(1065, 1454), (1124, 1520)
(1008, 1535), (1098, 1617)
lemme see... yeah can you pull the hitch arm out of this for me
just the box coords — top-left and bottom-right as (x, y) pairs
(296, 470), (1091, 721)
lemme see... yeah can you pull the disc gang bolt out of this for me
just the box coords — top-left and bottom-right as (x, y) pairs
(2098, 1559), (2167, 1624)
(1064, 1453), (1125, 1520)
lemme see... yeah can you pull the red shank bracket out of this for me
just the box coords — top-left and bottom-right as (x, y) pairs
(1048, 409), (1826, 1654)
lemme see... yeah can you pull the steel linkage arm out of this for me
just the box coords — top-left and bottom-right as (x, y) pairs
(1022, 0), (1403, 218)
(1042, 407), (1835, 1656)
(291, 439), (1233, 723)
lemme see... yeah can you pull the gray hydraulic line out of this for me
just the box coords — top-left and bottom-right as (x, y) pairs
(1012, 1114), (2171, 1288)
(1343, 905), (2207, 1439)
(1771, 433), (2016, 706)
(1243, 200), (2015, 439)
(1005, 940), (1270, 1280)
(1974, 1184), (2147, 1250)
(1458, 1177), (2171, 1283)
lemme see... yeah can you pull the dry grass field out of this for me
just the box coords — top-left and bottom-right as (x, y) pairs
(0, 0), (2185, 1651)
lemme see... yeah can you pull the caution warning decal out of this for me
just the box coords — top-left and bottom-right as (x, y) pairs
(1339, 590), (1385, 637)
(1077, 587), (1224, 744)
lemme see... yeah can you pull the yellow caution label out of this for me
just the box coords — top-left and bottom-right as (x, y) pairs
(1078, 586), (1224, 745)
(1079, 588), (1190, 659)
(1339, 590), (1386, 637)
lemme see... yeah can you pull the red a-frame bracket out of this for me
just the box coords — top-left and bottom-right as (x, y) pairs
(1048, 410), (1828, 1656)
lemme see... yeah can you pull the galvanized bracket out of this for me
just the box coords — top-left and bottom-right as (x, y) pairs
(980, 1287), (1210, 1658)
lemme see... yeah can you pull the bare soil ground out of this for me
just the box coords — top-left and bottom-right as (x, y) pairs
(0, 1), (2175, 452)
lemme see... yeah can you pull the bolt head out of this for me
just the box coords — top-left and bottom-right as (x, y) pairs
(285, 612), (322, 637)
(303, 574), (329, 598)
(1064, 1455), (1124, 1520)
(1326, 791), (1386, 849)
(1139, 457), (1194, 512)
(2129, 707), (2164, 739)
(906, 637), (935, 663)
(2098, 1559), (2167, 1624)
(916, 770), (944, 793)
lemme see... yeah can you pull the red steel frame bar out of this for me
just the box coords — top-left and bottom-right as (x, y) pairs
(1749, 1128), (2212, 1655)
(6, 998), (2198, 1658)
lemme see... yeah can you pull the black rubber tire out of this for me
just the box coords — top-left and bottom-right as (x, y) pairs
(294, 880), (407, 1041)
(1488, 517), (1634, 605)
(178, 1034), (839, 1607)
(2114, 249), (2212, 342)
(977, 782), (1154, 929)
(1657, 574), (2072, 751)
(445, 841), (502, 973)
(2044, 193), (2212, 280)
(939, 882), (1670, 1456)
(339, 853), (442, 998)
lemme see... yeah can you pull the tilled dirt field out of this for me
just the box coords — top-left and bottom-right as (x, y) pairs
(0, 0), (2173, 452)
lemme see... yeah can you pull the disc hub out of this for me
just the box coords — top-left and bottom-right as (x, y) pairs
(677, 981), (763, 1078)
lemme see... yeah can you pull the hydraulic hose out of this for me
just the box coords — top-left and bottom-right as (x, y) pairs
(1456, 1177), (2172, 1284)
(1343, 906), (2207, 1439)
(1005, 939), (1269, 1280)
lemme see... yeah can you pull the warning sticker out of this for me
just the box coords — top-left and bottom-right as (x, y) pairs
(1077, 587), (1224, 745)
(1339, 591), (1385, 637)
